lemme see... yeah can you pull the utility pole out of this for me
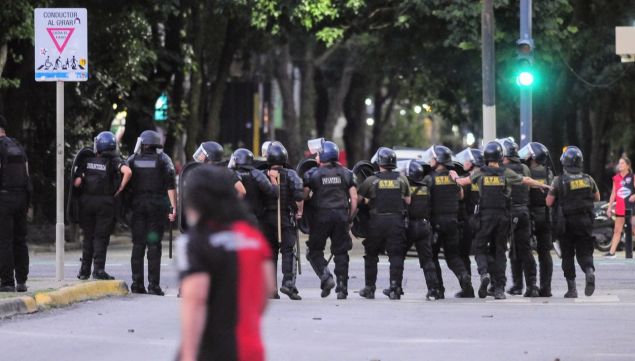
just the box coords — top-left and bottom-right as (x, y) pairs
(518, 0), (533, 148)
(482, 0), (496, 143)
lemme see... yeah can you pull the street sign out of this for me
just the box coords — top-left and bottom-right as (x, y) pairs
(34, 8), (88, 82)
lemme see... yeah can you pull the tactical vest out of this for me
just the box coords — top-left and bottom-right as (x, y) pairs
(131, 153), (164, 194)
(560, 173), (595, 216)
(430, 170), (459, 216)
(408, 183), (430, 220)
(264, 167), (293, 212)
(371, 171), (404, 215)
(237, 167), (263, 214)
(0, 137), (28, 191)
(313, 165), (349, 210)
(478, 166), (509, 212)
(529, 165), (549, 207)
(506, 162), (529, 206)
(464, 183), (480, 216)
(83, 156), (113, 196)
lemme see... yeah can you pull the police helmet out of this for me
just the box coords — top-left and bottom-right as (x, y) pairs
(405, 160), (425, 184)
(455, 147), (484, 171)
(519, 142), (549, 165)
(319, 141), (339, 163)
(376, 147), (397, 170)
(483, 141), (503, 163)
(193, 141), (224, 164)
(228, 148), (254, 169)
(267, 142), (288, 166)
(94, 131), (117, 154)
(497, 137), (519, 159)
(471, 149), (484, 168)
(560, 146), (583, 173)
(134, 130), (163, 154)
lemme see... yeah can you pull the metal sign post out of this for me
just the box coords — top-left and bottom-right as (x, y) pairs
(35, 8), (88, 281)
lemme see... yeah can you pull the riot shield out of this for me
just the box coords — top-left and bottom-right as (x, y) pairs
(351, 160), (376, 239)
(66, 147), (95, 224)
(178, 161), (203, 232)
(295, 158), (318, 235)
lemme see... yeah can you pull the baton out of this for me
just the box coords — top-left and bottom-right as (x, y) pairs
(169, 206), (174, 259)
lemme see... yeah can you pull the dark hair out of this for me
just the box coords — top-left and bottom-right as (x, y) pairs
(183, 165), (250, 227)
(0, 115), (7, 130)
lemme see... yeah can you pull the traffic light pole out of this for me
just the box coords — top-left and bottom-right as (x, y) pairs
(519, 0), (533, 148)
(482, 0), (496, 143)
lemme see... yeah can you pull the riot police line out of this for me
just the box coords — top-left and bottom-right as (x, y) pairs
(64, 129), (600, 301)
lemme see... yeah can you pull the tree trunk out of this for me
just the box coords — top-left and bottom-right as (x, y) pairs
(0, 43), (7, 79)
(343, 72), (370, 164)
(273, 43), (302, 165)
(323, 54), (355, 140)
(299, 37), (316, 141)
(185, 0), (205, 156)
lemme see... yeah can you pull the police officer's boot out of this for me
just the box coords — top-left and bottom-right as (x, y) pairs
(507, 260), (523, 295)
(384, 281), (403, 300)
(77, 258), (91, 281)
(584, 268), (595, 297)
(359, 285), (376, 299)
(455, 273), (475, 298)
(320, 269), (335, 298)
(131, 244), (146, 294)
(507, 280), (523, 296)
(426, 288), (441, 301)
(93, 270), (115, 280)
(336, 277), (348, 300)
(494, 287), (506, 300)
(147, 283), (165, 296)
(564, 279), (578, 298)
(437, 286), (445, 300)
(478, 273), (491, 299)
(523, 277), (540, 298)
(280, 276), (302, 301)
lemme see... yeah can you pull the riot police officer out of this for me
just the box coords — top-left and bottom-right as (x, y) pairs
(73, 131), (132, 280)
(303, 141), (357, 299)
(455, 148), (484, 275)
(423, 145), (474, 298)
(546, 146), (600, 298)
(403, 160), (441, 300)
(193, 141), (246, 198)
(500, 138), (539, 297)
(520, 142), (554, 297)
(358, 147), (410, 300)
(127, 130), (177, 295)
(0, 115), (30, 292)
(229, 148), (277, 223)
(261, 142), (304, 300)
(453, 142), (550, 299)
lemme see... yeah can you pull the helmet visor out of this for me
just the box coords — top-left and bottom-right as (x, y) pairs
(261, 141), (272, 158)
(454, 148), (475, 167)
(420, 146), (436, 164)
(307, 138), (325, 155)
(518, 143), (535, 161)
(133, 137), (142, 155)
(396, 159), (411, 177)
(227, 155), (236, 169)
(192, 145), (209, 163)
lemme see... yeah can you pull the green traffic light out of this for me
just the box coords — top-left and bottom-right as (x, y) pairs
(516, 71), (534, 87)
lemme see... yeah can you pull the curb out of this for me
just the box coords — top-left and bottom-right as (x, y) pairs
(0, 280), (129, 319)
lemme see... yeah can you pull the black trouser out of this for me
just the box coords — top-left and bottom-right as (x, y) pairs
(306, 209), (352, 282)
(431, 216), (467, 290)
(79, 194), (115, 273)
(560, 213), (595, 280)
(531, 207), (553, 288)
(131, 195), (167, 286)
(509, 207), (537, 286)
(459, 216), (474, 275)
(474, 212), (510, 288)
(0, 192), (29, 287)
(261, 211), (298, 283)
(407, 218), (438, 290)
(363, 214), (406, 286)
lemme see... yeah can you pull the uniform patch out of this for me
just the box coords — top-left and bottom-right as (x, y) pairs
(321, 176), (342, 185)
(410, 186), (428, 195)
(471, 183), (479, 192)
(535, 178), (546, 184)
(483, 176), (504, 186)
(86, 163), (107, 171)
(378, 179), (399, 189)
(434, 176), (454, 185)
(569, 178), (591, 190)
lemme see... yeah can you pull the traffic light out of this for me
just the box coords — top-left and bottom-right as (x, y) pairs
(515, 39), (535, 87)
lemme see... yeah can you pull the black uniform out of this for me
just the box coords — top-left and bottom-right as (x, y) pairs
(358, 171), (410, 289)
(127, 151), (176, 290)
(471, 166), (523, 290)
(261, 167), (304, 285)
(304, 164), (355, 292)
(460, 182), (480, 274)
(0, 136), (29, 289)
(235, 166), (277, 222)
(550, 173), (598, 281)
(406, 181), (439, 293)
(74, 154), (124, 277)
(425, 169), (471, 295)
(506, 161), (538, 292)
(529, 164), (553, 293)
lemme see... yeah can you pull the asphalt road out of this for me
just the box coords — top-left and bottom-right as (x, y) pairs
(2, 242), (635, 361)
